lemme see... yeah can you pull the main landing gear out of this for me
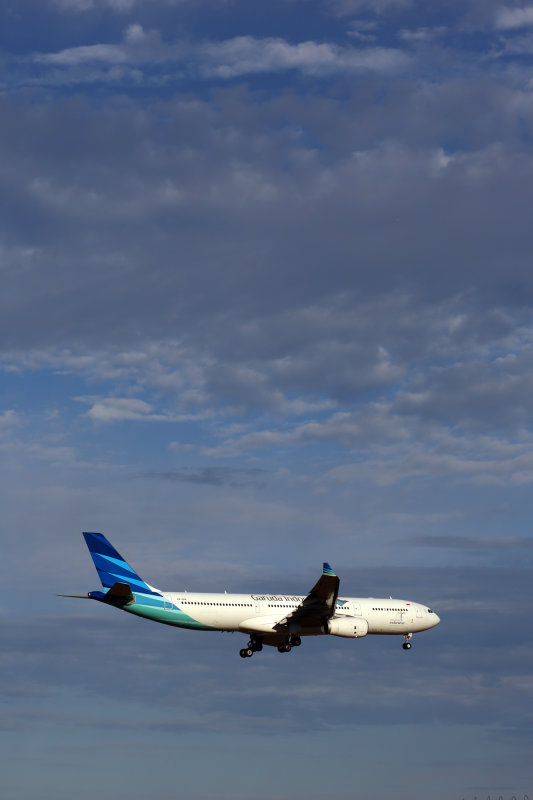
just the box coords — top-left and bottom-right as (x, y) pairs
(239, 634), (302, 657)
(239, 637), (263, 658)
(402, 633), (413, 650)
(277, 633), (302, 653)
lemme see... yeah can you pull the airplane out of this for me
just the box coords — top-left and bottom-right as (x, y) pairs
(61, 532), (440, 658)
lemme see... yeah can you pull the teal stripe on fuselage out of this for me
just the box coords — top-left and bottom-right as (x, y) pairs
(123, 592), (216, 630)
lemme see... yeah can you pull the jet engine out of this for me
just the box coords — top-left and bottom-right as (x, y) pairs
(327, 616), (368, 638)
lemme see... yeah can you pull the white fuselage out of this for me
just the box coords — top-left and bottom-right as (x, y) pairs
(145, 590), (440, 636)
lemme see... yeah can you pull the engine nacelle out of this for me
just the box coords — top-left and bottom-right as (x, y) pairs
(327, 616), (368, 638)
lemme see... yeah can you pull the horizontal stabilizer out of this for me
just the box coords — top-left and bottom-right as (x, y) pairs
(57, 594), (92, 599)
(103, 581), (135, 606)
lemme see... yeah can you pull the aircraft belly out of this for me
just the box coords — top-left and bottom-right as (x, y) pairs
(204, 609), (243, 631)
(238, 614), (284, 634)
(367, 618), (410, 634)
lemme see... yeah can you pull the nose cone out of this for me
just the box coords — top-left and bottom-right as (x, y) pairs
(432, 612), (440, 627)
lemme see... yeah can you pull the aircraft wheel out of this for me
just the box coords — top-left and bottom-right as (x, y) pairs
(246, 648), (253, 657)
(402, 642), (411, 650)
(278, 643), (291, 653)
(290, 635), (301, 647)
(240, 649), (248, 658)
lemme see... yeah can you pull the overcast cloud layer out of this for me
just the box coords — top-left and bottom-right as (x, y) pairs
(1, 2), (533, 799)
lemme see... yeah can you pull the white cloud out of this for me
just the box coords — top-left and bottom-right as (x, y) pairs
(124, 23), (148, 44)
(198, 37), (410, 78)
(52, 0), (136, 10)
(0, 410), (21, 428)
(397, 27), (446, 42)
(205, 405), (409, 457)
(35, 44), (128, 67)
(108, 0), (136, 9)
(325, 431), (533, 487)
(168, 441), (195, 451)
(52, 0), (95, 10)
(31, 32), (410, 82)
(328, 0), (413, 16)
(78, 396), (171, 422)
(495, 5), (533, 29)
(33, 24), (161, 70)
(0, 436), (78, 465)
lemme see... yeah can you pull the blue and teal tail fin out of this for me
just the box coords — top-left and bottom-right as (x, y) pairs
(83, 532), (160, 596)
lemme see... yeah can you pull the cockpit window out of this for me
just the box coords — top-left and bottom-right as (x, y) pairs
(427, 608), (434, 613)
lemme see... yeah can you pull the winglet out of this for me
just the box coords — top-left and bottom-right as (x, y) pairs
(322, 562), (336, 576)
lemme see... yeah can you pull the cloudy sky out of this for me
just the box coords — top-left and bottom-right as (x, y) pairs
(2, 1), (533, 798)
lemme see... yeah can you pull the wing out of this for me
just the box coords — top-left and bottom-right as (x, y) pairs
(282, 562), (340, 629)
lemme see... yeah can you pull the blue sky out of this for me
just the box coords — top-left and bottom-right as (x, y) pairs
(1, 1), (533, 798)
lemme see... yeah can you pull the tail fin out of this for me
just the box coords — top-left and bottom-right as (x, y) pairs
(82, 532), (160, 596)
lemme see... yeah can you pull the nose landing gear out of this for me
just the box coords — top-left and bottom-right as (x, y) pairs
(402, 633), (412, 650)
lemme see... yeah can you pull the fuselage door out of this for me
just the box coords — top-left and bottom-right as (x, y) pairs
(163, 594), (174, 612)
